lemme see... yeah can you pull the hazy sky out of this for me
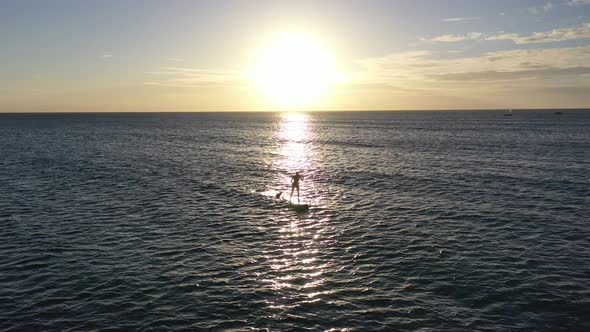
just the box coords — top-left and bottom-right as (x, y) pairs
(1, 0), (589, 111)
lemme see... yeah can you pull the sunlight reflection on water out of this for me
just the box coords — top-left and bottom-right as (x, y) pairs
(274, 112), (318, 204)
(262, 112), (333, 315)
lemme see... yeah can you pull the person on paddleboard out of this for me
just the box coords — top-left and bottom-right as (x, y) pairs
(290, 171), (304, 203)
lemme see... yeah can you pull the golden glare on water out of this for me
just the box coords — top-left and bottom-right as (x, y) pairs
(260, 112), (332, 306)
(276, 112), (314, 192)
(252, 34), (339, 109)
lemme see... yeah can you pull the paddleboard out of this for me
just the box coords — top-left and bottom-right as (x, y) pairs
(279, 199), (310, 212)
(289, 203), (310, 212)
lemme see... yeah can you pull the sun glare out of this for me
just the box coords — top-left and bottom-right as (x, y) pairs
(252, 34), (338, 109)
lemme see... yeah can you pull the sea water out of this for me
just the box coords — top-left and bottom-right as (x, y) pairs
(1, 110), (589, 331)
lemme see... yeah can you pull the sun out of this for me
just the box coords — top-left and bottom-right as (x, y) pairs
(252, 34), (338, 109)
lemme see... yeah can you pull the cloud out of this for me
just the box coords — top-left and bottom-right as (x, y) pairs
(568, 0), (590, 6)
(486, 22), (590, 44)
(528, 2), (555, 14)
(146, 67), (247, 88)
(543, 2), (555, 11)
(443, 17), (480, 22)
(347, 45), (590, 109)
(420, 32), (483, 43)
(528, 0), (590, 13)
(534, 86), (590, 94)
(355, 46), (590, 86)
(430, 66), (590, 81)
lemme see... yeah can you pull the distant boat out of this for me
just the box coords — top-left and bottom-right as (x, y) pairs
(504, 109), (513, 116)
(554, 111), (563, 115)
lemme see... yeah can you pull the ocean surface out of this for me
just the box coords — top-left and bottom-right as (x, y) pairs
(1, 110), (589, 331)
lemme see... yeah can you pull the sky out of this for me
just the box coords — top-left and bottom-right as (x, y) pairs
(1, 0), (589, 112)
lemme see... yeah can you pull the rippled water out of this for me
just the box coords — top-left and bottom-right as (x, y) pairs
(1, 110), (589, 331)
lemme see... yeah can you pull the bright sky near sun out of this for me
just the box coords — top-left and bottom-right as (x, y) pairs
(1, 0), (589, 112)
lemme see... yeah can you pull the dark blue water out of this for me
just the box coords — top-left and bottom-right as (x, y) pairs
(1, 110), (589, 331)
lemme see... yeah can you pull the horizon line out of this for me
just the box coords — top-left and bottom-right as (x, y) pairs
(1, 108), (589, 114)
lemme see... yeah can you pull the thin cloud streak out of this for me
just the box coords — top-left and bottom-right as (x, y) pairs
(443, 17), (480, 22)
(431, 66), (590, 81)
(146, 67), (248, 88)
(420, 32), (483, 43)
(567, 0), (590, 6)
(487, 22), (590, 44)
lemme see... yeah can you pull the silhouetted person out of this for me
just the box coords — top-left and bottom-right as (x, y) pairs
(290, 172), (304, 203)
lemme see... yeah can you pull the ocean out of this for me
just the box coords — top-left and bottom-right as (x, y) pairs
(1, 110), (589, 331)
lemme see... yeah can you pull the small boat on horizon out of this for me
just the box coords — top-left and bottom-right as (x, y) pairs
(504, 109), (513, 116)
